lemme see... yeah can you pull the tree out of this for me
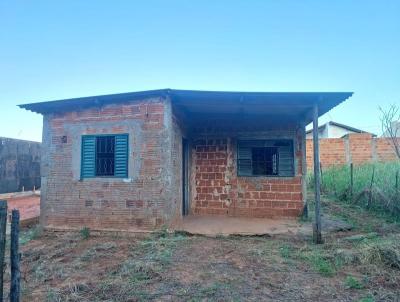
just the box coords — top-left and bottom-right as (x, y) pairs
(379, 104), (400, 159)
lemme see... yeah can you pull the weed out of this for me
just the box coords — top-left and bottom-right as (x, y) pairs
(312, 256), (335, 276)
(298, 247), (336, 277)
(344, 276), (364, 289)
(279, 244), (293, 259)
(358, 295), (375, 302)
(46, 288), (62, 302)
(32, 262), (47, 283)
(20, 225), (43, 245)
(79, 227), (90, 240)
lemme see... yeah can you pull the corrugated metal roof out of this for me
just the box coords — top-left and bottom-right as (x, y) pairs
(18, 89), (353, 122)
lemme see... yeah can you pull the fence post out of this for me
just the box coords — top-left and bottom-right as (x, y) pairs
(0, 201), (7, 302)
(350, 163), (354, 199)
(368, 166), (375, 209)
(10, 210), (20, 302)
(320, 162), (323, 191)
(312, 102), (323, 244)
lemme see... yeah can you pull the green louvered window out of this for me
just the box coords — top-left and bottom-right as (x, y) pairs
(237, 139), (294, 177)
(81, 134), (128, 179)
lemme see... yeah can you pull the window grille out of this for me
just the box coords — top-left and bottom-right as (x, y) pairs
(96, 136), (115, 176)
(237, 139), (294, 177)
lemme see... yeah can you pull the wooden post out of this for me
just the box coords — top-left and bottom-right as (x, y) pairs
(367, 166), (375, 209)
(350, 163), (354, 198)
(320, 162), (323, 191)
(312, 103), (323, 244)
(10, 210), (20, 302)
(0, 201), (7, 302)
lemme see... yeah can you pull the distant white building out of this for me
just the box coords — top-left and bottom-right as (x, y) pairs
(306, 121), (374, 139)
(382, 121), (400, 138)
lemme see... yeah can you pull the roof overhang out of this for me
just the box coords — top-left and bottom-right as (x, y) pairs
(19, 89), (353, 125)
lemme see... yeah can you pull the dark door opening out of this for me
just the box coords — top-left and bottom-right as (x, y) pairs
(182, 138), (189, 216)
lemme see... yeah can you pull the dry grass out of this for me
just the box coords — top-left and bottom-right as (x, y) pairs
(3, 196), (400, 301)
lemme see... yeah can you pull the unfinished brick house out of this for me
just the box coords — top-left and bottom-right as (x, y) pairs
(20, 89), (352, 232)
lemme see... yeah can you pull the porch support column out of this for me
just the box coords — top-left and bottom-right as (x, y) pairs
(312, 102), (323, 244)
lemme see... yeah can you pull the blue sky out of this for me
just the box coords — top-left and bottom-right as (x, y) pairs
(1, 0), (399, 142)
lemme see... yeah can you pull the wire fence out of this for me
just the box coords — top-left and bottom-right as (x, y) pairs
(308, 161), (400, 219)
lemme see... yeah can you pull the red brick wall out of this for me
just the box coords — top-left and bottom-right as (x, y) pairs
(349, 133), (373, 164)
(41, 96), (176, 231)
(192, 128), (305, 218)
(306, 133), (398, 170)
(376, 138), (398, 162)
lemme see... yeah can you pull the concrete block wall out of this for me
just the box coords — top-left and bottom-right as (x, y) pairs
(306, 133), (398, 170)
(41, 96), (178, 231)
(0, 137), (41, 193)
(191, 124), (305, 218)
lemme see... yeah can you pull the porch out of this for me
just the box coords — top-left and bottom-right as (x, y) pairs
(172, 215), (304, 236)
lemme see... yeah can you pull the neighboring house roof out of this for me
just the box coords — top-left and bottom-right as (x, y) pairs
(382, 121), (400, 137)
(19, 89), (353, 125)
(306, 121), (375, 136)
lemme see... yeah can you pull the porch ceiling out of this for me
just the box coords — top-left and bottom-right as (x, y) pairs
(170, 90), (353, 126)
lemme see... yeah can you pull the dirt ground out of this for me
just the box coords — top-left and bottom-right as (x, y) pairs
(4, 197), (400, 302)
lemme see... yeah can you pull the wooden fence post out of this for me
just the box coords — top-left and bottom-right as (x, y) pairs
(367, 166), (375, 209)
(10, 210), (20, 302)
(350, 163), (354, 199)
(312, 102), (323, 244)
(320, 162), (323, 191)
(0, 201), (7, 302)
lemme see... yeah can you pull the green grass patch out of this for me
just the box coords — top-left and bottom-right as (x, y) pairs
(344, 276), (364, 289)
(297, 246), (336, 277)
(20, 225), (43, 245)
(279, 243), (293, 259)
(358, 295), (375, 302)
(308, 161), (400, 219)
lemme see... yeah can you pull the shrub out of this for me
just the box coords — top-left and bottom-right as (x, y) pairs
(79, 227), (90, 240)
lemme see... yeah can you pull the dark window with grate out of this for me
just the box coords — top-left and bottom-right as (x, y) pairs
(96, 136), (115, 176)
(252, 147), (278, 176)
(237, 140), (294, 177)
(81, 134), (128, 179)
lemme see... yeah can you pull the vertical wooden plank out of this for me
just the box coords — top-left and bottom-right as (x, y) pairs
(368, 166), (375, 209)
(300, 123), (308, 218)
(320, 162), (323, 191)
(0, 201), (7, 302)
(350, 163), (354, 198)
(313, 103), (323, 244)
(10, 210), (20, 302)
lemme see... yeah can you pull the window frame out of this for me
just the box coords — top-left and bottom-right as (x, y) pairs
(236, 139), (295, 178)
(80, 133), (129, 179)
